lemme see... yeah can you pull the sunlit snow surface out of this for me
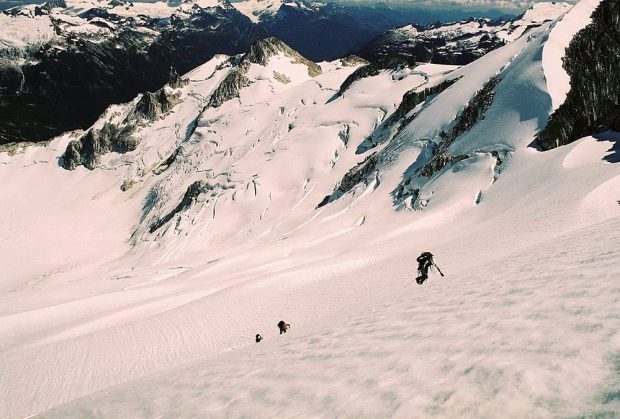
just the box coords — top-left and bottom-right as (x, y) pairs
(0, 2), (619, 418)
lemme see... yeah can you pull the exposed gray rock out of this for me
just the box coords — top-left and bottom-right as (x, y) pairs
(242, 37), (322, 77)
(273, 71), (291, 84)
(340, 55), (369, 67)
(334, 56), (416, 98)
(317, 152), (378, 208)
(61, 122), (137, 170)
(153, 146), (182, 175)
(207, 67), (251, 108)
(335, 64), (383, 98)
(149, 180), (213, 233)
(448, 75), (501, 140)
(62, 140), (82, 170)
(536, 0), (620, 150)
(120, 178), (135, 191)
(418, 152), (469, 178)
(132, 88), (181, 121)
(208, 37), (322, 108)
(393, 78), (461, 122)
(168, 67), (189, 89)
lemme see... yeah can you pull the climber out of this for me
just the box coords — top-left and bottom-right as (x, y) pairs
(255, 334), (263, 343)
(277, 320), (290, 334)
(416, 251), (444, 285)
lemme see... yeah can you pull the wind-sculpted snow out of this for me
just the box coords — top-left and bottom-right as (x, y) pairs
(36, 216), (620, 418)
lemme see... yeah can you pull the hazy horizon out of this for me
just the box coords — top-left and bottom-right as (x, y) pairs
(0, 0), (576, 12)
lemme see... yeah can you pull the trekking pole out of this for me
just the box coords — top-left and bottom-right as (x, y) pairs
(434, 264), (445, 277)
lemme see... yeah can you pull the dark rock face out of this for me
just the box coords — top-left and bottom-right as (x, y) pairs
(393, 78), (460, 122)
(153, 146), (183, 176)
(536, 0), (620, 150)
(335, 63), (383, 98)
(317, 152), (378, 208)
(132, 89), (181, 121)
(62, 122), (137, 170)
(168, 67), (189, 89)
(62, 140), (83, 170)
(208, 67), (251, 108)
(149, 180), (212, 233)
(335, 56), (416, 98)
(340, 55), (369, 67)
(0, 3), (264, 144)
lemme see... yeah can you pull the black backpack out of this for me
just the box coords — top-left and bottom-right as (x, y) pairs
(417, 252), (433, 263)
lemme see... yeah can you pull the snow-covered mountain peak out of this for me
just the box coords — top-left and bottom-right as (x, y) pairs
(233, 0), (325, 22)
(518, 1), (573, 24)
(241, 36), (321, 75)
(233, 0), (283, 22)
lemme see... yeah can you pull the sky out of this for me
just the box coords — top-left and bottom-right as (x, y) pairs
(0, 0), (577, 12)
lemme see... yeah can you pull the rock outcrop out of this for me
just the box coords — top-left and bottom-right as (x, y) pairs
(132, 88), (181, 121)
(149, 180), (212, 233)
(335, 56), (416, 98)
(209, 37), (321, 108)
(242, 37), (322, 77)
(168, 67), (189, 89)
(317, 152), (378, 208)
(62, 122), (137, 170)
(208, 67), (251, 108)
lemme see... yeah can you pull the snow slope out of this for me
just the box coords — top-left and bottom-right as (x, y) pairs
(1, 2), (619, 417)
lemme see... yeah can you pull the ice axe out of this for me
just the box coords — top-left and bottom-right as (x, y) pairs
(434, 264), (445, 277)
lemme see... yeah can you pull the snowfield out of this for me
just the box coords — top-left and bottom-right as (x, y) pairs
(0, 1), (619, 418)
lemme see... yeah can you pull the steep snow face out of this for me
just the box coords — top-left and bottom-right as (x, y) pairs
(542, 0), (601, 111)
(1, 5), (620, 418)
(348, 23), (554, 216)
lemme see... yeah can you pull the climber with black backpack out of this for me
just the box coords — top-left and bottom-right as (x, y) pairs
(416, 251), (444, 285)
